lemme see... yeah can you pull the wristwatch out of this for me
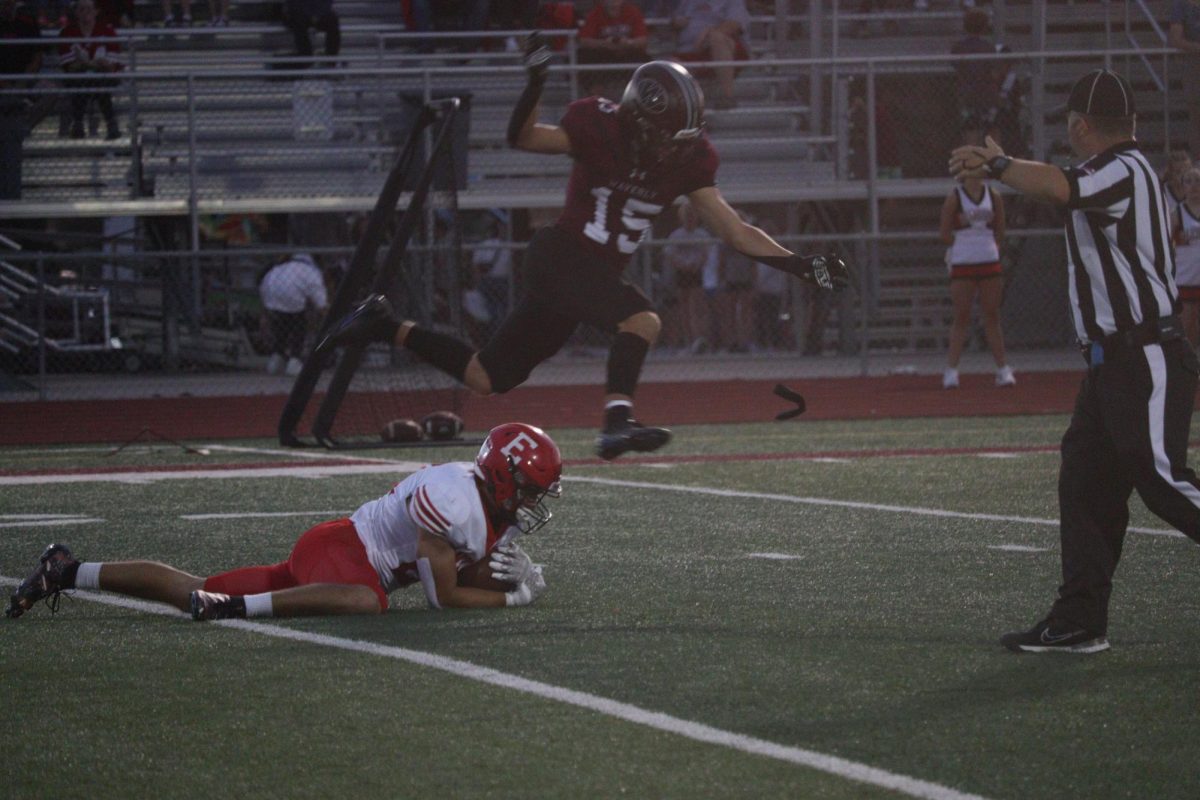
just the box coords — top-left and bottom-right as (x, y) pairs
(984, 155), (1013, 179)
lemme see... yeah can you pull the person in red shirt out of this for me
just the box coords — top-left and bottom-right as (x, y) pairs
(58, 0), (122, 139)
(577, 0), (648, 97)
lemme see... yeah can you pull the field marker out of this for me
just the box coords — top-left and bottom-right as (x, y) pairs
(975, 453), (1021, 459)
(0, 577), (990, 800)
(747, 552), (803, 560)
(565, 475), (1187, 540)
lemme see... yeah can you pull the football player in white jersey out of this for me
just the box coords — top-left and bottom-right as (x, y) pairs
(6, 424), (563, 622)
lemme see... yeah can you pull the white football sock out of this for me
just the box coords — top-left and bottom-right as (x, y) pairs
(75, 562), (103, 589)
(243, 592), (274, 618)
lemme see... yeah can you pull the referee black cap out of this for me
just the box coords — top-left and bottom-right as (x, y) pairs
(1067, 69), (1136, 117)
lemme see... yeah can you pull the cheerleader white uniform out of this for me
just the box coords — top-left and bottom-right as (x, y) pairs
(1176, 202), (1200, 302)
(947, 184), (1002, 280)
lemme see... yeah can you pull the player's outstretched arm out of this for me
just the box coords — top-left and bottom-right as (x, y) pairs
(688, 187), (852, 291)
(506, 32), (571, 155)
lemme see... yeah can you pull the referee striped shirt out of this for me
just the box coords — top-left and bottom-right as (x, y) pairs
(1062, 141), (1178, 343)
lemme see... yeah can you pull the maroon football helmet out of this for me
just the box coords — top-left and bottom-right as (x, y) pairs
(617, 60), (705, 169)
(474, 423), (563, 533)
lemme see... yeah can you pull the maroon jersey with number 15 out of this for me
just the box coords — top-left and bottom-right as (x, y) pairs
(554, 97), (719, 273)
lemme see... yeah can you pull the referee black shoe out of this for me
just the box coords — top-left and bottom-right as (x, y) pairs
(595, 417), (672, 461)
(1000, 618), (1110, 654)
(314, 294), (401, 355)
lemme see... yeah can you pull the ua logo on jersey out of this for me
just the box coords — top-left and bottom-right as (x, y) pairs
(500, 432), (539, 463)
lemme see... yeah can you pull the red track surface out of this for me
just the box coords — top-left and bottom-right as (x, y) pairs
(0, 371), (1084, 446)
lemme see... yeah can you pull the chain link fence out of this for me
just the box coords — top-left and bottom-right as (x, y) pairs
(0, 20), (1189, 441)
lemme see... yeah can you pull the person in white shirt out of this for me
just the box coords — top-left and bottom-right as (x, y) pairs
(259, 252), (328, 375)
(6, 424), (563, 622)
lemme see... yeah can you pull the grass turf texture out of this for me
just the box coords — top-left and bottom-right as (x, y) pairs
(2, 417), (1199, 799)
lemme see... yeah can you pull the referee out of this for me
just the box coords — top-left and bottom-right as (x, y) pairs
(951, 69), (1200, 654)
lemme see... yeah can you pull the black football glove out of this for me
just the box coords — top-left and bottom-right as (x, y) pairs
(781, 253), (852, 292)
(521, 32), (551, 83)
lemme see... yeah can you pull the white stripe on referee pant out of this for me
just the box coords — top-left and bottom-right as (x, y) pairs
(1145, 344), (1200, 507)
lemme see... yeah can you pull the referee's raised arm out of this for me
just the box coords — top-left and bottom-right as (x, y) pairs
(953, 69), (1200, 656)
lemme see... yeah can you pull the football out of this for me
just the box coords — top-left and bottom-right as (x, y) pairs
(421, 410), (465, 441)
(457, 556), (517, 593)
(380, 418), (422, 443)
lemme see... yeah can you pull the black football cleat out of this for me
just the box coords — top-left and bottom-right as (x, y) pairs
(189, 590), (247, 621)
(6, 543), (79, 619)
(595, 418), (672, 461)
(314, 294), (401, 355)
(1000, 618), (1110, 654)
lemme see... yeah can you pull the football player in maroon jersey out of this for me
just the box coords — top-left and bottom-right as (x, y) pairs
(319, 36), (849, 460)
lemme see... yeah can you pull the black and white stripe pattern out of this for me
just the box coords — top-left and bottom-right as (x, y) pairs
(1063, 143), (1178, 342)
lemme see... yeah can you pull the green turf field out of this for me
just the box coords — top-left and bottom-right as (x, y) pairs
(3, 417), (1198, 799)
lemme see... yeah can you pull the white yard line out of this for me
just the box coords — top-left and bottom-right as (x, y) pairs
(0, 462), (423, 486)
(203, 444), (402, 464)
(0, 518), (104, 528)
(564, 475), (1186, 539)
(0, 578), (989, 800)
(987, 545), (1050, 553)
(747, 552), (804, 560)
(180, 511), (350, 521)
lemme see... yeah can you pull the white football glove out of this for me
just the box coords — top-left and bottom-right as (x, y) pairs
(504, 565), (546, 608)
(490, 542), (535, 585)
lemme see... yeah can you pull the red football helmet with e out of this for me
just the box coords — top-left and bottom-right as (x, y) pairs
(618, 60), (705, 169)
(474, 422), (563, 534)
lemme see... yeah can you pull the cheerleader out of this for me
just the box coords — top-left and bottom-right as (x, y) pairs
(1172, 167), (1200, 347)
(938, 172), (1014, 388)
(1162, 150), (1193, 224)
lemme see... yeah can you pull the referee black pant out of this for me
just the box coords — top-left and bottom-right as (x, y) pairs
(1052, 338), (1200, 634)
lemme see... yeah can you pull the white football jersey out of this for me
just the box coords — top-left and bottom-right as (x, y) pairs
(350, 462), (516, 593)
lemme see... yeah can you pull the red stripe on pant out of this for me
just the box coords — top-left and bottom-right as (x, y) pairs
(203, 518), (388, 611)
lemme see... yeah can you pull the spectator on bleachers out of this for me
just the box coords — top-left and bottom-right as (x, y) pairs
(664, 200), (717, 354)
(1162, 149), (1193, 223)
(577, 0), (649, 98)
(489, 0), (535, 52)
(259, 252), (328, 376)
(950, 8), (997, 133)
(989, 43), (1027, 157)
(752, 263), (790, 350)
(1169, 0), (1200, 156)
(208, 0), (229, 25)
(472, 211), (513, 339)
(403, 0), (490, 54)
(93, 0), (129, 26)
(671, 0), (749, 109)
(0, 0), (43, 199)
(1171, 167), (1200, 348)
(160, 0), (191, 25)
(58, 0), (122, 139)
(286, 0), (338, 61)
(717, 219), (755, 353)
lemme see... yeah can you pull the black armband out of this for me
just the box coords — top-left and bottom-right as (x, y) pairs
(506, 75), (546, 148)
